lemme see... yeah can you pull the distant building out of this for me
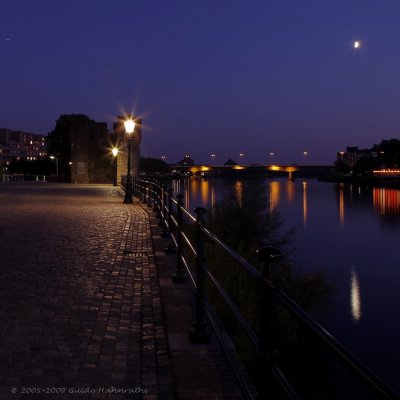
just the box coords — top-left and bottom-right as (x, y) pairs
(0, 128), (47, 165)
(336, 146), (377, 167)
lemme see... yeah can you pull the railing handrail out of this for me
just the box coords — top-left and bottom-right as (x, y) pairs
(131, 176), (399, 400)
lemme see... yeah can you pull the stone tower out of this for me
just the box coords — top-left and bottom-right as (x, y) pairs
(113, 116), (142, 185)
(69, 116), (110, 183)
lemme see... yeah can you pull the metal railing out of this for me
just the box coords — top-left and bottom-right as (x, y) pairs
(1, 174), (70, 183)
(129, 176), (399, 400)
(1, 174), (43, 182)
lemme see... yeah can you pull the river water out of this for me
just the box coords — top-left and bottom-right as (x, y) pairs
(172, 177), (400, 393)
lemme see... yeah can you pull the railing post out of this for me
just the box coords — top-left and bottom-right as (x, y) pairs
(146, 178), (150, 205)
(167, 188), (174, 235)
(153, 180), (159, 213)
(160, 185), (169, 237)
(141, 178), (146, 203)
(188, 207), (211, 343)
(172, 194), (187, 283)
(147, 179), (152, 207)
(256, 246), (284, 361)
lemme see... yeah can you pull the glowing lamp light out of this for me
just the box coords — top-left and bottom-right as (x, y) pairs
(354, 40), (361, 49)
(124, 119), (136, 136)
(112, 148), (119, 157)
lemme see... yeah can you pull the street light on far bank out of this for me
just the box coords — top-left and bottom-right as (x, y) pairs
(50, 155), (58, 176)
(123, 119), (135, 204)
(112, 147), (119, 187)
(269, 152), (275, 164)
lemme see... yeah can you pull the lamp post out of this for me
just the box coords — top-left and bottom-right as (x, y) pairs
(112, 147), (119, 187)
(123, 119), (135, 204)
(50, 156), (58, 176)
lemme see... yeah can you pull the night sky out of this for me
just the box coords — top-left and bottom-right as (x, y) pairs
(1, 1), (400, 164)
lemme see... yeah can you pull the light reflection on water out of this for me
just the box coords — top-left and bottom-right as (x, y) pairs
(373, 187), (400, 217)
(173, 177), (400, 391)
(339, 183), (345, 227)
(350, 267), (362, 323)
(269, 181), (280, 213)
(302, 181), (308, 226)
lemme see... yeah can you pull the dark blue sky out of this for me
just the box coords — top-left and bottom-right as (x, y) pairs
(1, 1), (400, 164)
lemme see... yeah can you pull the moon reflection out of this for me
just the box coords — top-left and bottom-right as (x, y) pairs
(350, 268), (362, 323)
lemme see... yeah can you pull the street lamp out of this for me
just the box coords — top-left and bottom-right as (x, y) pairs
(303, 151), (308, 162)
(50, 156), (58, 176)
(112, 147), (119, 187)
(211, 153), (216, 164)
(123, 119), (135, 204)
(239, 153), (244, 163)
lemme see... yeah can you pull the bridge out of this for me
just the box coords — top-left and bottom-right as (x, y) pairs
(171, 164), (334, 180)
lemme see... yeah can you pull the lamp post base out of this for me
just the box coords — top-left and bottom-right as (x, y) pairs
(123, 176), (133, 204)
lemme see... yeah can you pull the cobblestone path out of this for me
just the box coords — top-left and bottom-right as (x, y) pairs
(0, 184), (172, 399)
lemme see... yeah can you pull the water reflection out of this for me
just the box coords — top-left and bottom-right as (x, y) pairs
(287, 180), (295, 205)
(210, 186), (216, 211)
(339, 183), (345, 227)
(179, 178), (400, 229)
(269, 181), (280, 212)
(373, 188), (400, 218)
(350, 267), (362, 323)
(235, 181), (243, 208)
(336, 184), (400, 227)
(302, 181), (308, 226)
